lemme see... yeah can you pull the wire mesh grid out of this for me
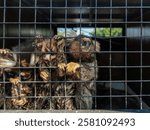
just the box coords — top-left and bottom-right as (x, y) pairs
(0, 0), (150, 111)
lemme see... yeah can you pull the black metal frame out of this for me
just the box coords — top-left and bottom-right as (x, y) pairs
(0, 0), (150, 111)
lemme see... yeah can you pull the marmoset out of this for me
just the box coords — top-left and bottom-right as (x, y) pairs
(67, 35), (100, 109)
(33, 35), (80, 110)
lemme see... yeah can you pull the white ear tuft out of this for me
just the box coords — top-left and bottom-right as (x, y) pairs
(29, 53), (39, 66)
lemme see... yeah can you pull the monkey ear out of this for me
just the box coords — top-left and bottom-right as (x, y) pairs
(93, 40), (101, 52)
(12, 52), (17, 63)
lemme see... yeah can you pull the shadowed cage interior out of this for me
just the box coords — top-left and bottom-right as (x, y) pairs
(0, 0), (150, 111)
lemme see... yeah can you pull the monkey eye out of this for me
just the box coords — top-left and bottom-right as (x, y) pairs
(86, 41), (91, 47)
(81, 41), (90, 47)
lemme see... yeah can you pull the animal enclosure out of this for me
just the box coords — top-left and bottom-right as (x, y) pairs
(0, 0), (150, 112)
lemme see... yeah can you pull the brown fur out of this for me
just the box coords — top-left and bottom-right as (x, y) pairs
(67, 36), (100, 109)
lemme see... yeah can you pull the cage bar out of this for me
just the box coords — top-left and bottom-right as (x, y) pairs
(0, 0), (150, 112)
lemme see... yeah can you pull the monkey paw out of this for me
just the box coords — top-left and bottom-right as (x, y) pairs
(12, 98), (27, 106)
(66, 62), (80, 74)
(58, 63), (66, 71)
(9, 77), (21, 85)
(40, 69), (50, 81)
(57, 63), (66, 77)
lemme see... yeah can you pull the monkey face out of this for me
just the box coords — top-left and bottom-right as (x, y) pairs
(68, 36), (100, 62)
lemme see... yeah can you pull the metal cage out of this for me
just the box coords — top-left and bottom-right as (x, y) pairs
(0, 0), (150, 112)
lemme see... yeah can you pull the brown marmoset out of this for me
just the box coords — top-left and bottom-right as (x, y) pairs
(67, 35), (100, 109)
(33, 35), (80, 110)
